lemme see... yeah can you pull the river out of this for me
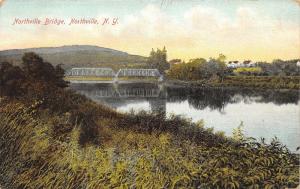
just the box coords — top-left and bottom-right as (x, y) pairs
(70, 83), (300, 152)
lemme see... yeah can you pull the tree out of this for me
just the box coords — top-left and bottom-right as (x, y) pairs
(167, 58), (207, 80)
(258, 59), (300, 76)
(21, 52), (68, 87)
(55, 64), (68, 88)
(167, 55), (228, 81)
(169, 59), (182, 67)
(206, 56), (227, 81)
(0, 53), (68, 97)
(217, 53), (226, 63)
(147, 47), (170, 74)
(22, 52), (44, 79)
(0, 62), (25, 96)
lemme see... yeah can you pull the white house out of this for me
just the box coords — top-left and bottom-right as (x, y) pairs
(296, 60), (300, 67)
(226, 61), (240, 68)
(249, 61), (257, 67)
(226, 60), (257, 68)
(243, 60), (257, 67)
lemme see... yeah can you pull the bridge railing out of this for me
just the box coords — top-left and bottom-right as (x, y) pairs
(66, 68), (163, 81)
(66, 68), (115, 77)
(116, 69), (161, 77)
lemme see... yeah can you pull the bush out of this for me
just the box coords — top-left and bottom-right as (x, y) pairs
(0, 62), (25, 96)
(233, 67), (262, 76)
(0, 52), (68, 97)
(0, 100), (299, 188)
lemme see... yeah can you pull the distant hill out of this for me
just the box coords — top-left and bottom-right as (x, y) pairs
(0, 45), (148, 70)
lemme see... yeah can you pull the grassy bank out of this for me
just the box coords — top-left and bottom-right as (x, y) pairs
(0, 87), (299, 188)
(166, 76), (300, 90)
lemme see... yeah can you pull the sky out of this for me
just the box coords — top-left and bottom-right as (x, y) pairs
(0, 0), (299, 61)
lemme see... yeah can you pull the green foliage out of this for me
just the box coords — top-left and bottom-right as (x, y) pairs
(0, 62), (25, 96)
(147, 47), (170, 74)
(0, 88), (299, 188)
(232, 122), (245, 142)
(167, 58), (206, 80)
(219, 76), (300, 90)
(233, 67), (262, 75)
(21, 52), (68, 87)
(167, 54), (227, 81)
(0, 52), (299, 188)
(0, 52), (68, 96)
(167, 55), (299, 89)
(169, 76), (300, 90)
(258, 59), (300, 76)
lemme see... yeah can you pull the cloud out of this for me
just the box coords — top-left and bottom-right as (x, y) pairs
(293, 0), (300, 6)
(117, 5), (174, 38)
(0, 0), (5, 7)
(1, 3), (299, 61)
(107, 4), (299, 60)
(184, 6), (228, 32)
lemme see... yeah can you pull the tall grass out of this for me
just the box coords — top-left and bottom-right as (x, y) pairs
(0, 94), (299, 188)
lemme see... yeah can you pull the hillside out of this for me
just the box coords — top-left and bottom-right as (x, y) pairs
(0, 45), (148, 70)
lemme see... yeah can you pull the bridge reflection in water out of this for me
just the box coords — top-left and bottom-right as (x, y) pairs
(71, 83), (167, 114)
(71, 83), (300, 114)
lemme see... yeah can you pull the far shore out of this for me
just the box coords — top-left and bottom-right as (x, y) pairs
(65, 76), (300, 91)
(164, 79), (300, 91)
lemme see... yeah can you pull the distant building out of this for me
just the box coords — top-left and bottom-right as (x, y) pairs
(296, 61), (300, 67)
(226, 60), (257, 68)
(243, 60), (257, 67)
(226, 61), (240, 68)
(243, 60), (251, 67)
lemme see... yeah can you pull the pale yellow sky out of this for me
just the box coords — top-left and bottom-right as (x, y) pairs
(0, 0), (299, 61)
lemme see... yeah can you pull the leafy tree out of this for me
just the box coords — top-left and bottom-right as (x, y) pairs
(205, 56), (227, 80)
(169, 59), (181, 64)
(0, 62), (25, 96)
(22, 52), (44, 79)
(167, 55), (227, 81)
(55, 64), (68, 87)
(147, 47), (170, 74)
(21, 52), (68, 87)
(0, 53), (68, 97)
(258, 59), (300, 76)
(217, 53), (226, 63)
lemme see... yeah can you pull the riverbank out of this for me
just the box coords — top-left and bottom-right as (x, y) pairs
(165, 76), (300, 90)
(0, 84), (299, 188)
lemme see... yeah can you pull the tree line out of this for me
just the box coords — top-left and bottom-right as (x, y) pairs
(147, 47), (300, 79)
(0, 52), (67, 96)
(166, 54), (227, 80)
(257, 59), (300, 76)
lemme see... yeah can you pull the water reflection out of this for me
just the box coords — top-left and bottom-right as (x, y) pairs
(70, 83), (300, 151)
(71, 83), (299, 113)
(71, 83), (167, 113)
(167, 87), (299, 111)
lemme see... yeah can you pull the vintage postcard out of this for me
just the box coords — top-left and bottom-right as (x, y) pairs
(0, 0), (299, 188)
